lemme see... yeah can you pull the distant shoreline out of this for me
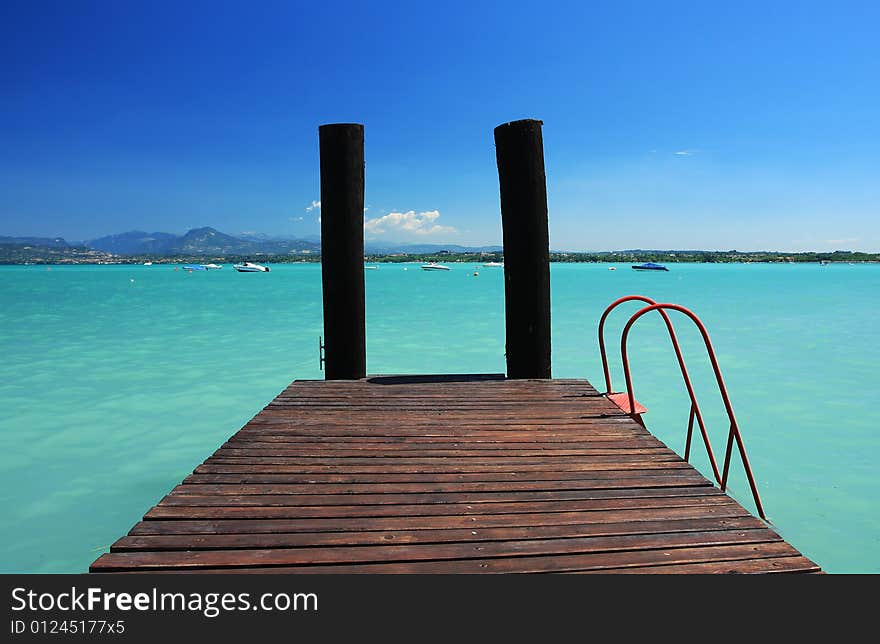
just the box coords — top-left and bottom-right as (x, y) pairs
(2, 251), (879, 267)
(4, 233), (879, 265)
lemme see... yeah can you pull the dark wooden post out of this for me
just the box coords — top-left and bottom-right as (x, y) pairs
(319, 123), (366, 380)
(494, 118), (551, 379)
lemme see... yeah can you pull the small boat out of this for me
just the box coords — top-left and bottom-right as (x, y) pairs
(182, 264), (207, 271)
(233, 261), (270, 272)
(631, 262), (669, 272)
(482, 261), (503, 267)
(201, 263), (222, 270)
(143, 261), (153, 266)
(364, 265), (378, 270)
(608, 266), (616, 271)
(421, 262), (451, 271)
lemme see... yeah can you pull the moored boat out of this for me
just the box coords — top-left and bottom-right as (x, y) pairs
(233, 262), (270, 272)
(631, 262), (669, 271)
(421, 262), (451, 271)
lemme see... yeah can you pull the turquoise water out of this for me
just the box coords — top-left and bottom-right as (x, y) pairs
(1, 262), (877, 573)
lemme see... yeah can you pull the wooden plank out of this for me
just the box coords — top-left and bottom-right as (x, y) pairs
(210, 448), (686, 459)
(571, 556), (822, 574)
(132, 504), (752, 535)
(241, 420), (643, 430)
(182, 471), (699, 484)
(158, 493), (736, 511)
(227, 439), (676, 449)
(201, 456), (694, 469)
(224, 438), (672, 450)
(176, 473), (712, 495)
(94, 542), (805, 574)
(180, 470), (706, 489)
(112, 516), (769, 552)
(143, 502), (749, 523)
(160, 489), (730, 507)
(194, 461), (691, 473)
(90, 528), (782, 570)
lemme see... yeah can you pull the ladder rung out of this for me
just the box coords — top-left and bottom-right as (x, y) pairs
(606, 392), (648, 415)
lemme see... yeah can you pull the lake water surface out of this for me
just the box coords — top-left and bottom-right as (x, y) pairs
(1, 262), (877, 573)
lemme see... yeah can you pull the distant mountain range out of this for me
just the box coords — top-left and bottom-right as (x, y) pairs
(0, 228), (503, 257)
(0, 235), (70, 248)
(84, 227), (320, 256)
(2, 232), (874, 265)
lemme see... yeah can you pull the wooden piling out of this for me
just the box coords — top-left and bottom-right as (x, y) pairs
(319, 123), (366, 380)
(494, 119), (551, 379)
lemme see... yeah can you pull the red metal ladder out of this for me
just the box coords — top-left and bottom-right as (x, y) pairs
(598, 295), (767, 520)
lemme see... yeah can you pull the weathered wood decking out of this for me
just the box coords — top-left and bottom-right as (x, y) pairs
(90, 375), (821, 573)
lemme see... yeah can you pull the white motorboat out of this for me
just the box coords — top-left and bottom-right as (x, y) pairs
(482, 261), (503, 267)
(201, 263), (223, 270)
(421, 262), (451, 271)
(233, 261), (270, 272)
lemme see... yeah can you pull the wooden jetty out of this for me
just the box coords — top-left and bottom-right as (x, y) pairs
(89, 375), (821, 573)
(90, 119), (821, 573)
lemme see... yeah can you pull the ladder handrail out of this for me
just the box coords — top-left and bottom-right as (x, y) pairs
(619, 302), (766, 520)
(599, 295), (721, 483)
(599, 295), (666, 395)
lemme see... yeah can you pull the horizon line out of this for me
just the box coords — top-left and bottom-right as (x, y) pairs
(2, 230), (877, 255)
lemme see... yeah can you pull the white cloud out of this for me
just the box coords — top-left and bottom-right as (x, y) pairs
(675, 150), (692, 156)
(306, 200), (321, 212)
(289, 216), (304, 223)
(364, 210), (457, 237)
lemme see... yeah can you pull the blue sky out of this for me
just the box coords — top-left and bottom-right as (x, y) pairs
(2, 0), (878, 251)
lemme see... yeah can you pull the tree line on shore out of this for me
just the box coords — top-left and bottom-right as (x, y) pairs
(2, 243), (879, 265)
